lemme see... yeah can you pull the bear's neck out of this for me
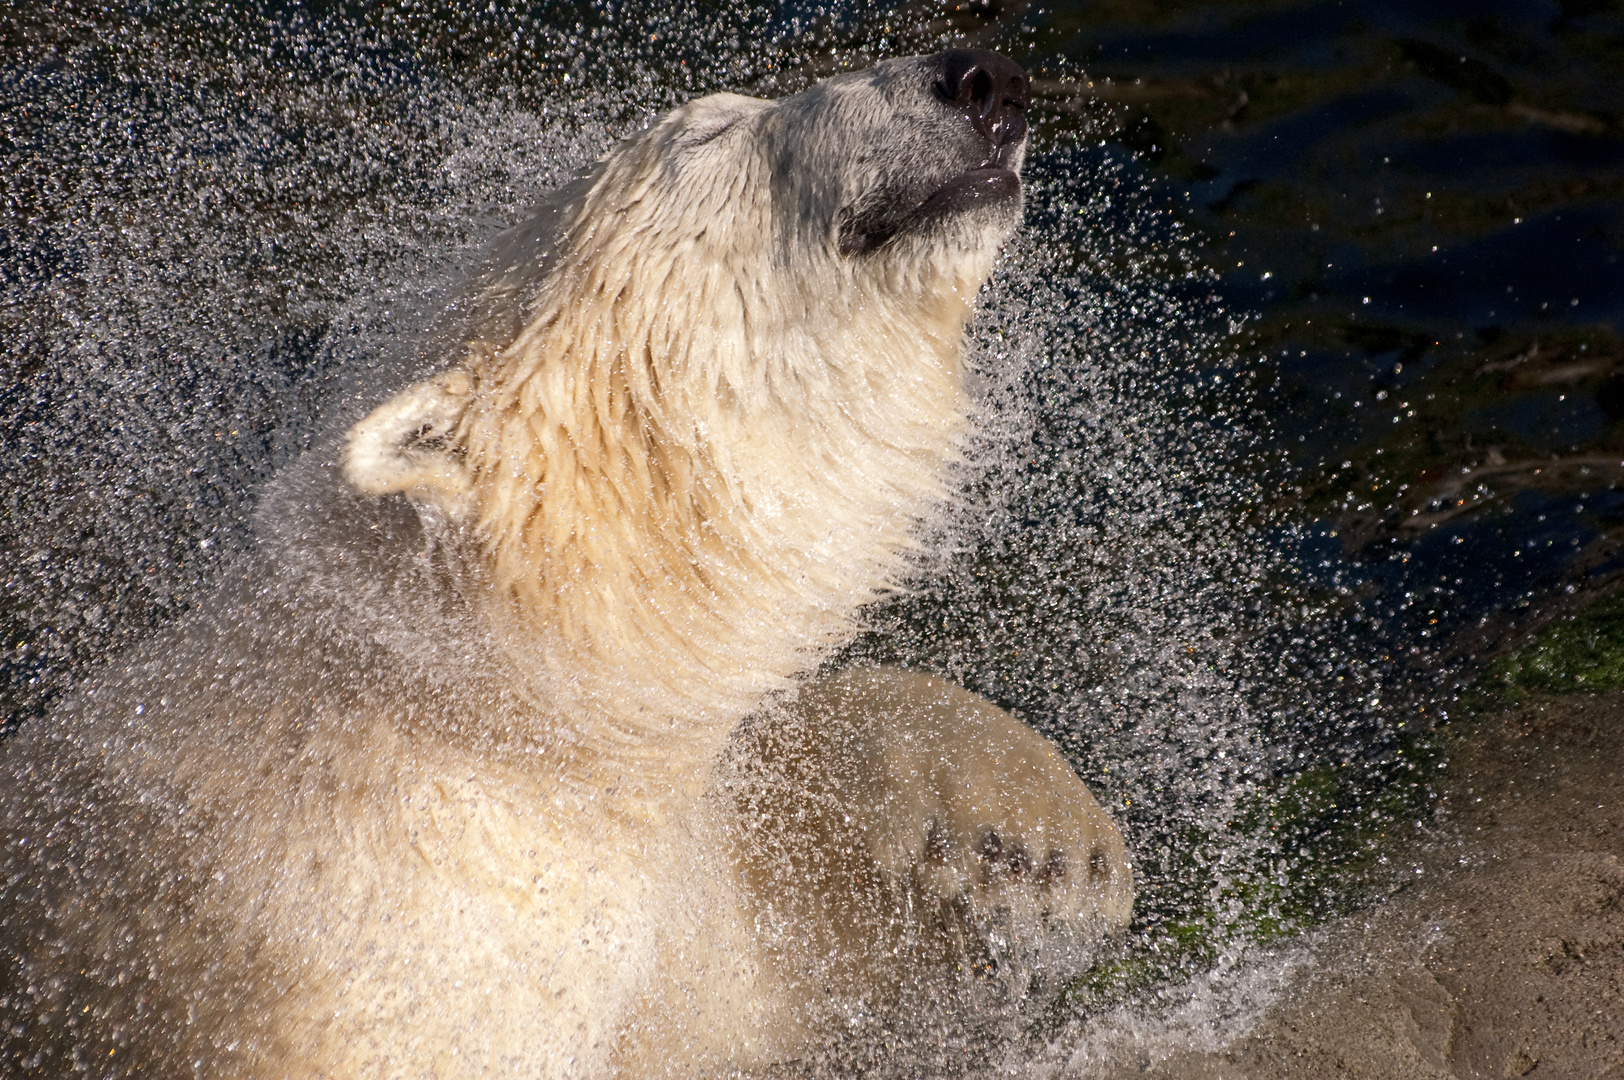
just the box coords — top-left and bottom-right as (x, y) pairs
(463, 262), (978, 789)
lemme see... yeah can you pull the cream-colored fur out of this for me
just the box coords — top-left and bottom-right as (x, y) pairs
(1, 53), (1130, 1079)
(348, 85), (998, 757)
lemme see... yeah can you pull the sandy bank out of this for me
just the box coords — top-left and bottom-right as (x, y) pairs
(1081, 693), (1624, 1080)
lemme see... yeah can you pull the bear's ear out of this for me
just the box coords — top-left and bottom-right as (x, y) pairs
(344, 368), (475, 515)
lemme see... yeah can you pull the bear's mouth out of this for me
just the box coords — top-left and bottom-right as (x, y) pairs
(916, 166), (1022, 218)
(838, 164), (1021, 257)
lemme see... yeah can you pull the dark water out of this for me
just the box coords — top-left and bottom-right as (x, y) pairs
(1045, 0), (1624, 655)
(2, 0), (1621, 1039)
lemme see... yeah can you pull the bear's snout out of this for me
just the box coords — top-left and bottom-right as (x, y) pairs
(932, 49), (1029, 154)
(833, 50), (1028, 257)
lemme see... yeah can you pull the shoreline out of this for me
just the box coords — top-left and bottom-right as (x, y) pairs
(1076, 693), (1624, 1080)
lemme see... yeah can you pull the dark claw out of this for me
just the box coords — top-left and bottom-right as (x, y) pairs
(1005, 843), (1033, 878)
(978, 829), (1003, 863)
(925, 819), (952, 864)
(1088, 845), (1111, 882)
(1043, 848), (1067, 883)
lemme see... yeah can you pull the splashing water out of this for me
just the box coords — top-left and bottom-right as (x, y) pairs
(1, 2), (1424, 1072)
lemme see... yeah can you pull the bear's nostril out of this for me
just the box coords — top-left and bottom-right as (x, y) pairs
(968, 69), (994, 112)
(933, 50), (1030, 147)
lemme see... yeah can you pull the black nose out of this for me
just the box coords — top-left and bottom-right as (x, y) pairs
(933, 49), (1028, 147)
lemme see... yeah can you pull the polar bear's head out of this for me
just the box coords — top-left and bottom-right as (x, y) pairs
(348, 50), (1029, 511)
(344, 51), (1029, 727)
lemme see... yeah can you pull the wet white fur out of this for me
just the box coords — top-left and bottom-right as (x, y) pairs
(0, 58), (1132, 1080)
(348, 79), (1018, 766)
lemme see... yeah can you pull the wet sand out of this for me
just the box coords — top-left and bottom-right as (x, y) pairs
(1083, 693), (1624, 1080)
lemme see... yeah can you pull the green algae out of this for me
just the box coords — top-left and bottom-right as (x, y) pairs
(1481, 592), (1624, 700)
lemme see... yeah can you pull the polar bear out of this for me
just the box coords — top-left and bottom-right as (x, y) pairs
(0, 50), (1130, 1078)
